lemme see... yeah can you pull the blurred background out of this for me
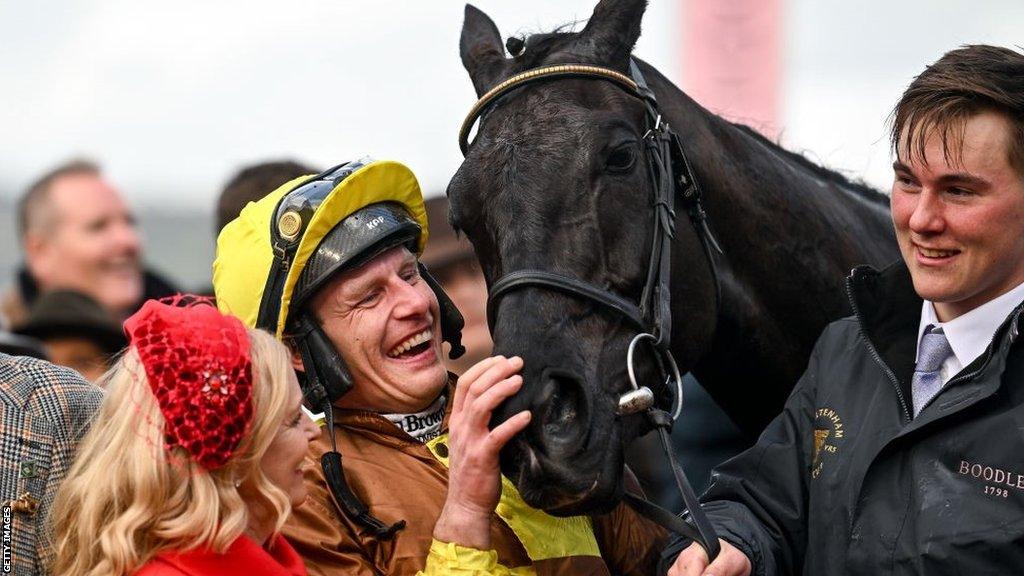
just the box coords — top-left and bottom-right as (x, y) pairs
(2, 0), (1021, 288)
(2, 0), (1021, 503)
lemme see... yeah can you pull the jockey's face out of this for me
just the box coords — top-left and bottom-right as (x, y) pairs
(310, 246), (448, 412)
(891, 110), (1024, 321)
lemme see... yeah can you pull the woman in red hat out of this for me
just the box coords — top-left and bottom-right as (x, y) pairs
(51, 297), (320, 576)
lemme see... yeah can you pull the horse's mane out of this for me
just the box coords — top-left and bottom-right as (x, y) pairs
(731, 123), (890, 206)
(511, 30), (580, 71)
(516, 30), (891, 208)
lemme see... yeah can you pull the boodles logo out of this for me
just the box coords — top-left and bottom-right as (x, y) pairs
(811, 407), (844, 479)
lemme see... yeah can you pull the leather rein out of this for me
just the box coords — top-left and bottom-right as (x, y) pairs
(459, 60), (722, 559)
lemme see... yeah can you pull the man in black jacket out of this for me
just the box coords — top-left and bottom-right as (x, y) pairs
(668, 45), (1024, 576)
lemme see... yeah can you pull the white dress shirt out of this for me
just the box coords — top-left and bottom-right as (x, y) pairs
(917, 280), (1024, 384)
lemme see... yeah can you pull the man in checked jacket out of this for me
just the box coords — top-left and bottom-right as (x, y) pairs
(0, 353), (102, 575)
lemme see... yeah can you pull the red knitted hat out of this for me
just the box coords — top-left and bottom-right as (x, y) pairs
(124, 296), (253, 470)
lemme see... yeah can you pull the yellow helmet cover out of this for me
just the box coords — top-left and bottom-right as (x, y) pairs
(213, 159), (429, 338)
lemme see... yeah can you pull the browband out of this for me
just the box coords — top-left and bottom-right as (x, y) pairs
(460, 64), (642, 154)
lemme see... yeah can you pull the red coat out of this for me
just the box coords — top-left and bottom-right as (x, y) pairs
(134, 535), (307, 576)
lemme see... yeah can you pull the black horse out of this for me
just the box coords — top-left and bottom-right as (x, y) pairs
(448, 0), (899, 514)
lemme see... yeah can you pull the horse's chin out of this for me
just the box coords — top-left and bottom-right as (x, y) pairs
(503, 440), (624, 516)
(532, 472), (623, 517)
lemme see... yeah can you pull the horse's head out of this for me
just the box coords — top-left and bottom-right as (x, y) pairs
(448, 0), (716, 515)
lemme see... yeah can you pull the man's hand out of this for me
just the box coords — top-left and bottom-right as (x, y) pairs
(432, 356), (531, 550)
(668, 540), (752, 576)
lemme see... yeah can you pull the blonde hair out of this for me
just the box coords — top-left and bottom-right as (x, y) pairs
(50, 328), (295, 576)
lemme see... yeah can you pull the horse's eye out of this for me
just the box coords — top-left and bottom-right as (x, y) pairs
(605, 144), (636, 174)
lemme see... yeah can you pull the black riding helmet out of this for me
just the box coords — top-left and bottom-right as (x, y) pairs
(291, 202), (421, 311)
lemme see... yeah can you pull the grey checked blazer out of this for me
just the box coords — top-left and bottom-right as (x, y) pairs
(0, 354), (103, 575)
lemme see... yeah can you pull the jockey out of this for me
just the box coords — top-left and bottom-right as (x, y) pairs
(214, 158), (666, 575)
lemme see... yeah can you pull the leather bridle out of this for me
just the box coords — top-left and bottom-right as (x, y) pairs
(459, 60), (723, 559)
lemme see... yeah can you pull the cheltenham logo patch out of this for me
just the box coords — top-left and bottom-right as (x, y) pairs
(811, 407), (844, 479)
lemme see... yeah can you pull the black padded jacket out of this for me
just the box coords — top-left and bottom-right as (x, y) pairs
(664, 261), (1024, 575)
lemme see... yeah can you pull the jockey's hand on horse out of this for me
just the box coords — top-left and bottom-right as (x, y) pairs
(432, 355), (531, 550)
(669, 540), (752, 576)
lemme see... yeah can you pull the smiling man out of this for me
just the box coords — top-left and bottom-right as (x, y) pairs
(2, 160), (178, 328)
(213, 158), (664, 575)
(892, 109), (1024, 322)
(668, 45), (1024, 576)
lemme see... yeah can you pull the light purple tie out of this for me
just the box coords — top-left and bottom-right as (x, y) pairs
(912, 325), (953, 416)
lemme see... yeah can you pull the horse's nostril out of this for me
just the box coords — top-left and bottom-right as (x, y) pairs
(533, 369), (590, 455)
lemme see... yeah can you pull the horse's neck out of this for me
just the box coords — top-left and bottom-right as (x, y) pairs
(652, 66), (896, 285)
(642, 66), (898, 432)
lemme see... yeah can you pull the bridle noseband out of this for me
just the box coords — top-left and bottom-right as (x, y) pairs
(459, 60), (723, 559)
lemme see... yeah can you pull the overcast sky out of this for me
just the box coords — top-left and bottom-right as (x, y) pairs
(1, 0), (1021, 209)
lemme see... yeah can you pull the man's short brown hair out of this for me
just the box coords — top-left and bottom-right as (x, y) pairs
(216, 160), (317, 234)
(17, 159), (101, 241)
(891, 44), (1024, 175)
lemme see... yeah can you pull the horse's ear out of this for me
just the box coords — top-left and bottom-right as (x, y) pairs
(575, 0), (647, 66)
(460, 4), (507, 96)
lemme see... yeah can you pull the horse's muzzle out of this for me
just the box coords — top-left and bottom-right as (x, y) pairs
(494, 365), (626, 514)
(531, 367), (592, 456)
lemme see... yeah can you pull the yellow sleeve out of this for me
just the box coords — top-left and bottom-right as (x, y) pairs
(417, 540), (536, 575)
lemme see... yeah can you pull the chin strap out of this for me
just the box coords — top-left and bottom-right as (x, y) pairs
(319, 404), (406, 539)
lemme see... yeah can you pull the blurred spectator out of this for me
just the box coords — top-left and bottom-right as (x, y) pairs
(216, 159), (318, 233)
(14, 290), (126, 383)
(0, 353), (103, 574)
(421, 195), (493, 374)
(0, 330), (47, 359)
(51, 299), (318, 575)
(1, 159), (178, 328)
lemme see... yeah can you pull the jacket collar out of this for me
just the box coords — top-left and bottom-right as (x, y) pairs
(15, 265), (179, 310)
(16, 267), (38, 305)
(0, 355), (57, 409)
(848, 261), (1024, 376)
(846, 261), (922, 387)
(331, 373), (458, 443)
(848, 261), (1024, 427)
